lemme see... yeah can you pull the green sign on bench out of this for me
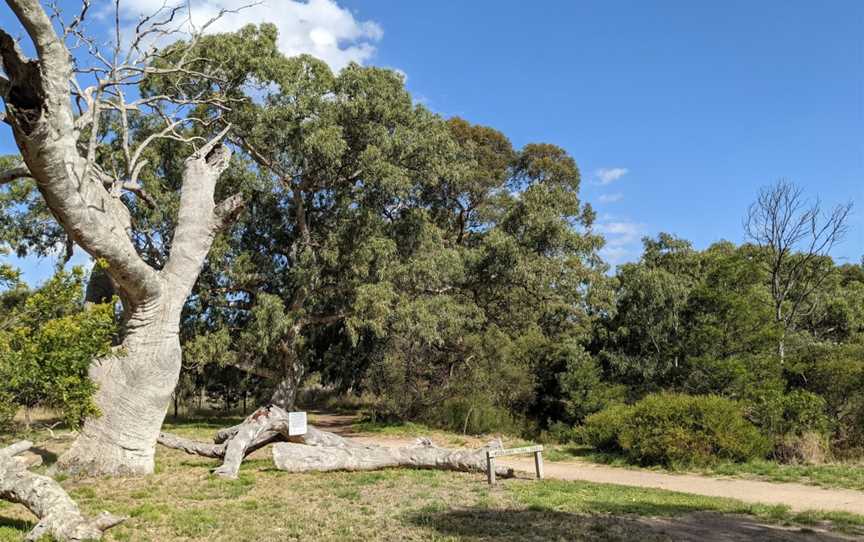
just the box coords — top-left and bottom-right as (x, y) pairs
(486, 445), (544, 485)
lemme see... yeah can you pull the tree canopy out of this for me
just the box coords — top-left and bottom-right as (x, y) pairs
(0, 20), (859, 465)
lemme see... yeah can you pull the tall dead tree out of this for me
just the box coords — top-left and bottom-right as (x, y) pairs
(745, 179), (853, 361)
(0, 0), (245, 475)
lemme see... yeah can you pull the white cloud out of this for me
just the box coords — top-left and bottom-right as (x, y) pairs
(598, 245), (632, 266)
(597, 193), (623, 204)
(595, 219), (645, 267)
(596, 221), (644, 244)
(595, 167), (629, 185)
(120, 0), (383, 71)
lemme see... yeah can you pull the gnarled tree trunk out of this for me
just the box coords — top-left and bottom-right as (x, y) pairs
(57, 146), (239, 476)
(57, 298), (184, 475)
(0, 0), (243, 476)
(269, 369), (303, 411)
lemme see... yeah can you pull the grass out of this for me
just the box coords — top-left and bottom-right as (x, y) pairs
(542, 444), (864, 492)
(703, 459), (864, 491)
(0, 418), (862, 541)
(352, 419), (437, 437)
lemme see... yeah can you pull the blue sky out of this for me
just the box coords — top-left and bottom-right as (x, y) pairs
(1, 0), (862, 284)
(350, 0), (863, 266)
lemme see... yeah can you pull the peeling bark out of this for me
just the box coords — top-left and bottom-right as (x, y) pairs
(0, 442), (124, 541)
(157, 405), (514, 480)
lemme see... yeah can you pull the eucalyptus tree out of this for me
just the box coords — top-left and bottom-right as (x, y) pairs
(597, 235), (697, 392)
(157, 25), (459, 409)
(745, 179), (853, 361)
(343, 117), (610, 429)
(159, 25), (609, 425)
(0, 1), (245, 475)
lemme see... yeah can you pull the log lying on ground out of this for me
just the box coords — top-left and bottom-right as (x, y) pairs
(158, 406), (289, 468)
(158, 404), (513, 479)
(0, 441), (124, 541)
(212, 406), (289, 478)
(157, 432), (226, 459)
(272, 437), (514, 476)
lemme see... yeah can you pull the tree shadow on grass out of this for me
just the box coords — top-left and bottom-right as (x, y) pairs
(407, 508), (854, 542)
(0, 515), (33, 534)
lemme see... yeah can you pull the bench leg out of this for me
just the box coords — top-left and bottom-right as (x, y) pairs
(487, 451), (496, 485)
(534, 451), (544, 480)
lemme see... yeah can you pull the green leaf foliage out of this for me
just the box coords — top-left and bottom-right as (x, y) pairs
(0, 268), (115, 430)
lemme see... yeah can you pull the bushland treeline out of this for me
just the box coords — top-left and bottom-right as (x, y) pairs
(0, 24), (858, 466)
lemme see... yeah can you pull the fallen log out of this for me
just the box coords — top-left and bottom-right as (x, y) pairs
(272, 437), (515, 477)
(157, 432), (225, 459)
(0, 441), (124, 541)
(158, 405), (514, 479)
(212, 406), (288, 478)
(160, 406), (298, 478)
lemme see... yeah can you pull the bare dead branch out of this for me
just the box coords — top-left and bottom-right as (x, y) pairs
(744, 179), (853, 359)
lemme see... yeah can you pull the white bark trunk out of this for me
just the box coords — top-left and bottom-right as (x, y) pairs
(158, 405), (514, 480)
(1, 1), (242, 477)
(57, 143), (237, 476)
(57, 299), (184, 476)
(270, 376), (300, 411)
(271, 439), (512, 477)
(0, 442), (123, 541)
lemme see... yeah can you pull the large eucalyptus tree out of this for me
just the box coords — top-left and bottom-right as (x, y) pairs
(165, 25), (610, 421)
(163, 26), (461, 409)
(0, 0), (244, 475)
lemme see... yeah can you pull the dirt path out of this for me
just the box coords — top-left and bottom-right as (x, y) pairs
(501, 456), (864, 515)
(310, 412), (864, 516)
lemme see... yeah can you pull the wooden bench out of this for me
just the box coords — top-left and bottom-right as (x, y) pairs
(486, 445), (544, 485)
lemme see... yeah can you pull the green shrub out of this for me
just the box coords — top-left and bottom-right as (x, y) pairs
(745, 389), (831, 443)
(547, 420), (581, 444)
(579, 393), (771, 466)
(618, 393), (770, 466)
(579, 403), (633, 452)
(793, 341), (864, 453)
(558, 351), (627, 424)
(0, 269), (116, 429)
(780, 390), (831, 436)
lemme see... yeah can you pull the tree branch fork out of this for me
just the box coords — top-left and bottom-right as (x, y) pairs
(0, 0), (246, 308)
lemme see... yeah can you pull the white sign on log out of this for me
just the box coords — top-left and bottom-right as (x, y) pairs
(288, 411), (307, 436)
